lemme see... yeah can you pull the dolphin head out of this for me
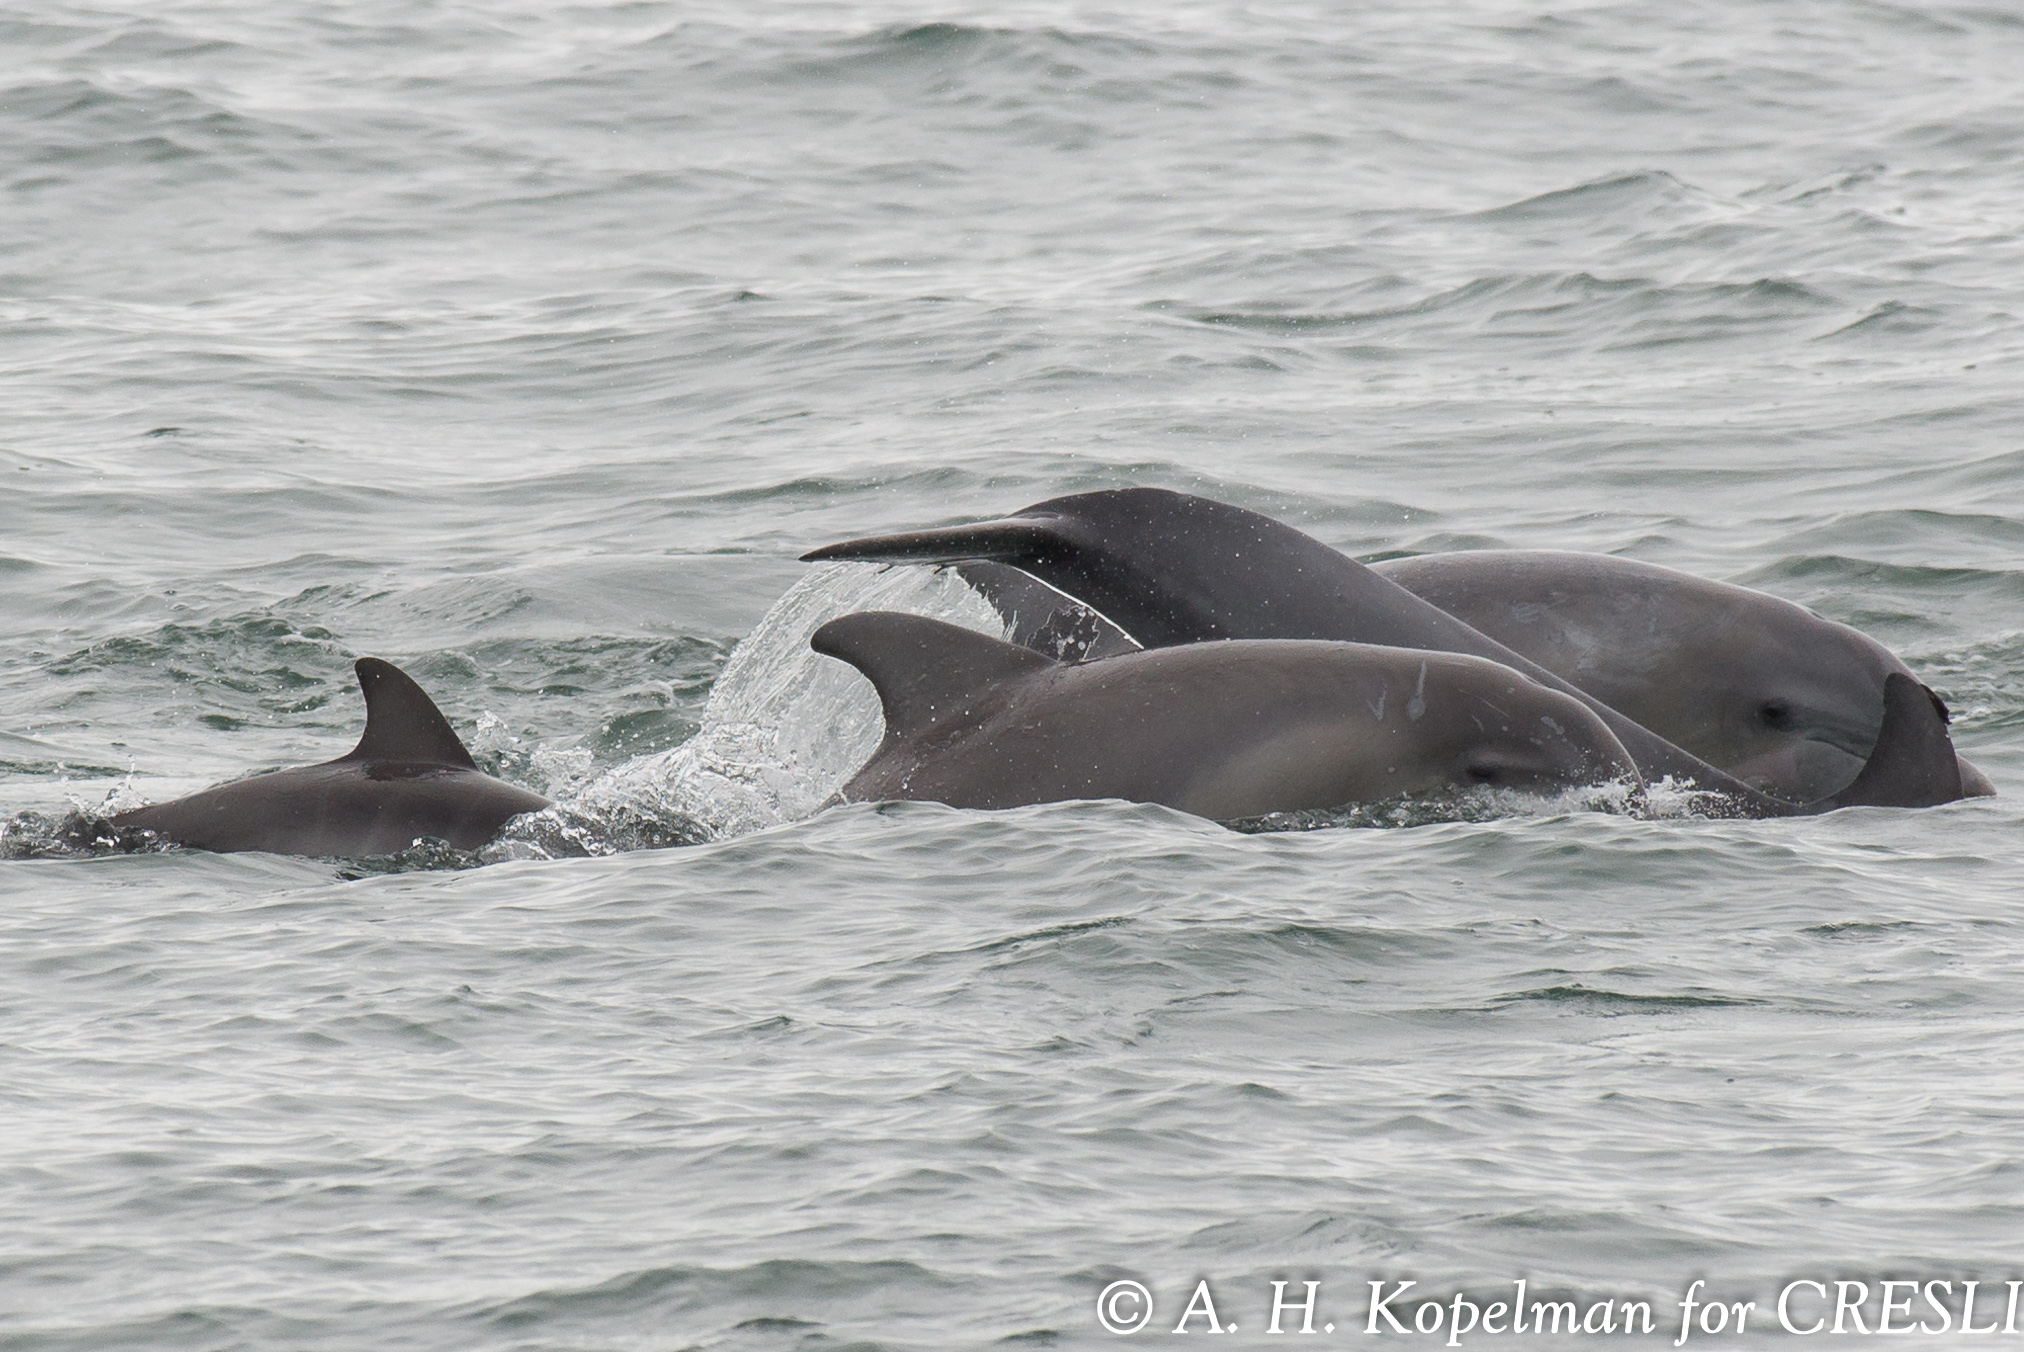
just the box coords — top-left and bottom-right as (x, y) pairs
(1448, 689), (1645, 797)
(1692, 605), (1903, 797)
(1312, 650), (1646, 804)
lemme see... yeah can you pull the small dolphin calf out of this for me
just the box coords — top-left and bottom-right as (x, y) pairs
(1370, 550), (1995, 801)
(112, 658), (549, 856)
(813, 611), (1643, 819)
(804, 489), (1964, 815)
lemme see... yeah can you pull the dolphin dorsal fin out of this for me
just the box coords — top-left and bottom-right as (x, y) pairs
(342, 657), (479, 769)
(811, 611), (1054, 739)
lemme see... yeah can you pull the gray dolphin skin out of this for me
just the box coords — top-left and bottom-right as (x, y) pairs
(111, 658), (549, 856)
(1370, 550), (1995, 801)
(802, 488), (1965, 815)
(813, 612), (1643, 818)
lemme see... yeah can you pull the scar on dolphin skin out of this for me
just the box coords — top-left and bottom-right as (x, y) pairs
(805, 489), (1967, 817)
(110, 657), (550, 857)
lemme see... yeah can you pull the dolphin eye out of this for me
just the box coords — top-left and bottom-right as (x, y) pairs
(1465, 764), (1501, 784)
(1758, 700), (1791, 727)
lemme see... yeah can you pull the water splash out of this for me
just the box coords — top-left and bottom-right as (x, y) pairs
(0, 805), (164, 860)
(1227, 777), (1652, 833)
(490, 563), (1003, 856)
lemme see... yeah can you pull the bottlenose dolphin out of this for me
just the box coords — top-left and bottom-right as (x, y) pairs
(812, 612), (1643, 818)
(1370, 550), (1995, 801)
(112, 658), (549, 856)
(953, 549), (1993, 802)
(802, 489), (1964, 814)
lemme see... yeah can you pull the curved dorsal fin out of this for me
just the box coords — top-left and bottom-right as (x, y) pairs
(341, 657), (479, 768)
(811, 611), (1054, 739)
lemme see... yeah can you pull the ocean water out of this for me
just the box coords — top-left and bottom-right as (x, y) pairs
(4, 1), (2023, 1347)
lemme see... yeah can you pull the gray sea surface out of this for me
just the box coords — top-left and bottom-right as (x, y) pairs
(3, 1), (2023, 1347)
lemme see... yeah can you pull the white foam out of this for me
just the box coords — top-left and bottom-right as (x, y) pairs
(522, 563), (1004, 849)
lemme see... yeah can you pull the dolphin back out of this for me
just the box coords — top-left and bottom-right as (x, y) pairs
(111, 656), (549, 856)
